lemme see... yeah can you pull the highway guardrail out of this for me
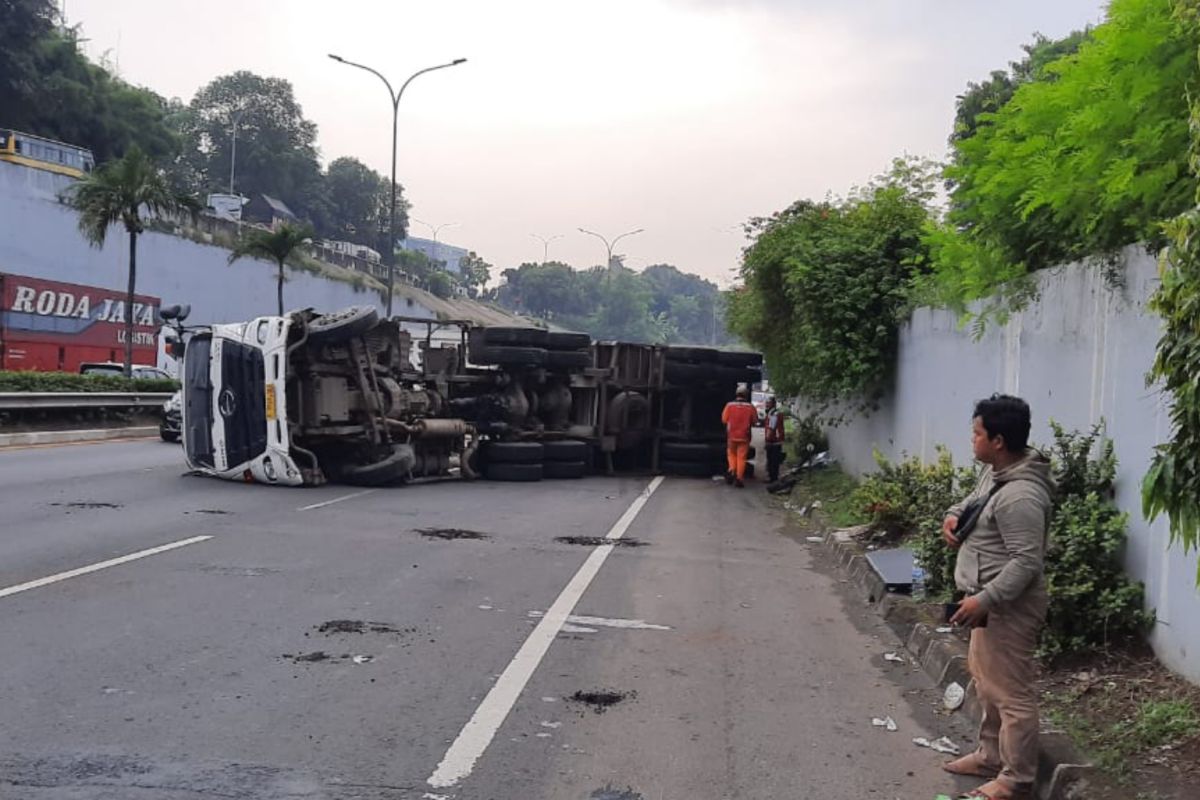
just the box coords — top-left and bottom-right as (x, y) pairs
(0, 392), (174, 410)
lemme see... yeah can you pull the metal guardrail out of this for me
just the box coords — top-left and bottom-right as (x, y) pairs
(0, 392), (174, 410)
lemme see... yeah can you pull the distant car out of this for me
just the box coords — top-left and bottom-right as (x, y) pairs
(751, 390), (770, 423)
(79, 362), (172, 381)
(160, 390), (182, 443)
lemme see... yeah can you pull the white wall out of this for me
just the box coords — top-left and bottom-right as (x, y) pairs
(829, 247), (1200, 682)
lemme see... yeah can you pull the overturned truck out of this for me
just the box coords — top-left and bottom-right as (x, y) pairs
(165, 305), (762, 487)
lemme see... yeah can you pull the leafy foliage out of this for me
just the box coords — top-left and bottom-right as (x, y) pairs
(0, 370), (177, 393)
(929, 0), (1198, 310)
(1142, 2), (1200, 584)
(850, 448), (977, 597)
(228, 223), (315, 315)
(67, 145), (194, 375)
(495, 261), (734, 345)
(727, 157), (937, 416)
(1042, 423), (1151, 658)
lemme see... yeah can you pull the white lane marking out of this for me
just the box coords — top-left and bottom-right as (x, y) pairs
(560, 623), (598, 634)
(427, 476), (666, 789)
(0, 536), (213, 600)
(297, 490), (376, 511)
(527, 610), (672, 631)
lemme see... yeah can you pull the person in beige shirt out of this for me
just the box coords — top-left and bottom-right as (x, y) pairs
(940, 394), (1055, 800)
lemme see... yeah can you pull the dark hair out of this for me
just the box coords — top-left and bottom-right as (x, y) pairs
(735, 388), (748, 399)
(973, 393), (1031, 453)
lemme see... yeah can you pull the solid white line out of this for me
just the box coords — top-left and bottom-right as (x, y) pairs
(0, 535), (213, 600)
(427, 476), (666, 790)
(297, 490), (376, 511)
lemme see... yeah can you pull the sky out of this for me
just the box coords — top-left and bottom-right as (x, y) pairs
(66, 0), (1110, 287)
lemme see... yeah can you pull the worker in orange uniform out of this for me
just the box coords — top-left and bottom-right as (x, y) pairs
(721, 387), (757, 488)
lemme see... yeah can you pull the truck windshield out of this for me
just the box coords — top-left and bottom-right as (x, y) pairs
(219, 339), (268, 467)
(183, 335), (215, 467)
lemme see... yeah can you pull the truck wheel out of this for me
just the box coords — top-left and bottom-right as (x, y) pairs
(470, 345), (548, 367)
(481, 326), (549, 347)
(159, 428), (179, 443)
(543, 460), (587, 479)
(665, 346), (719, 364)
(485, 462), (543, 482)
(543, 439), (590, 462)
(545, 350), (591, 370)
(546, 331), (591, 350)
(307, 306), (379, 344)
(339, 444), (415, 486)
(660, 441), (716, 462)
(660, 459), (717, 478)
(484, 441), (545, 464)
(715, 350), (764, 367)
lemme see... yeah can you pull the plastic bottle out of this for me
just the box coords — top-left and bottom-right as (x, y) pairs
(911, 557), (927, 601)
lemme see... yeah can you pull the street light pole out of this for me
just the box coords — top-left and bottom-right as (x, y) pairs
(413, 218), (459, 269)
(530, 233), (562, 265)
(329, 54), (467, 317)
(578, 226), (644, 270)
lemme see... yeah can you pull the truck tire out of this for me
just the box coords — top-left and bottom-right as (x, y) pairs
(339, 444), (415, 486)
(716, 350), (763, 367)
(660, 441), (717, 462)
(484, 441), (544, 464)
(545, 350), (591, 370)
(485, 462), (543, 482)
(543, 460), (587, 479)
(307, 306), (379, 345)
(665, 346), (718, 364)
(159, 428), (179, 443)
(481, 326), (549, 347)
(661, 459), (717, 478)
(543, 439), (590, 462)
(471, 345), (547, 367)
(546, 331), (591, 350)
(665, 361), (710, 385)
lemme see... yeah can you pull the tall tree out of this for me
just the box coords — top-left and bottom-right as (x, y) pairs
(228, 224), (315, 315)
(319, 156), (407, 249)
(0, 0), (57, 127)
(185, 71), (322, 216)
(458, 251), (493, 299)
(68, 146), (194, 376)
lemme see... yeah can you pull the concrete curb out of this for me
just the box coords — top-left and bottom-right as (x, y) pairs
(0, 426), (159, 448)
(816, 528), (1095, 800)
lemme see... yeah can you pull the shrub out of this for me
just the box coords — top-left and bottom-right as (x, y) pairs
(1041, 422), (1152, 658)
(0, 370), (178, 394)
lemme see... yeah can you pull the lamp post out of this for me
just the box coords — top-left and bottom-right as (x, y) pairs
(529, 233), (562, 265)
(412, 218), (459, 269)
(578, 226), (644, 270)
(328, 54), (467, 317)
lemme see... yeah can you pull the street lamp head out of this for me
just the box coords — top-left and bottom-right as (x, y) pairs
(328, 54), (345, 62)
(452, 58), (467, 65)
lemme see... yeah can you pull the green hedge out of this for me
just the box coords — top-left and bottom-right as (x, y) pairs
(0, 370), (179, 394)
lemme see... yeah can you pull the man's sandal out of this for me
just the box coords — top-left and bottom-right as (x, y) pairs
(957, 779), (1033, 800)
(942, 753), (1001, 779)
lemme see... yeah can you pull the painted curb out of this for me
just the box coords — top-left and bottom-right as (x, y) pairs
(0, 426), (159, 448)
(815, 528), (1095, 800)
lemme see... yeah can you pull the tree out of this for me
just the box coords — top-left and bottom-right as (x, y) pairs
(68, 145), (194, 376)
(0, 1), (57, 127)
(427, 270), (453, 299)
(728, 157), (937, 415)
(458, 251), (493, 299)
(184, 71), (322, 217)
(931, 0), (1198, 309)
(228, 224), (315, 315)
(319, 156), (406, 249)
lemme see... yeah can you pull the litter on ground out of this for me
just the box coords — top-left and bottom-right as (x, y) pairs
(943, 682), (966, 710)
(884, 652), (905, 663)
(912, 736), (961, 755)
(871, 716), (898, 732)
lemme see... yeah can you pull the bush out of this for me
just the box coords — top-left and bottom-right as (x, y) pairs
(786, 411), (829, 463)
(1041, 422), (1153, 658)
(851, 447), (978, 597)
(0, 370), (178, 394)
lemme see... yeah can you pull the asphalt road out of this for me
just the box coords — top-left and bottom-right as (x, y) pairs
(0, 439), (978, 800)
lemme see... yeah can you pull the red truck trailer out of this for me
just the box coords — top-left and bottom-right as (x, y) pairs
(0, 273), (161, 372)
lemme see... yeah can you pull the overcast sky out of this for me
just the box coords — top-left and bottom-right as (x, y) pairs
(67, 0), (1109, 286)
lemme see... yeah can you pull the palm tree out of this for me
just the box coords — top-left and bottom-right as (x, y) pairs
(228, 224), (314, 315)
(68, 145), (194, 377)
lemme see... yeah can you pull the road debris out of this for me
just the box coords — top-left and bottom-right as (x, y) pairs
(912, 736), (961, 755)
(943, 682), (966, 711)
(884, 652), (905, 663)
(416, 527), (490, 540)
(315, 620), (405, 635)
(554, 536), (647, 547)
(352, 655), (373, 664)
(871, 716), (898, 732)
(806, 536), (824, 543)
(567, 689), (636, 714)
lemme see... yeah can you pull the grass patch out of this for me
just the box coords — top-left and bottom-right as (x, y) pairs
(782, 466), (868, 530)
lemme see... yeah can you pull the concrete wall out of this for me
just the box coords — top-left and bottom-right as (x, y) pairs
(828, 247), (1200, 682)
(0, 161), (483, 371)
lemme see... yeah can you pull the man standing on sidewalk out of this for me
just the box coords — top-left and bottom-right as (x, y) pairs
(940, 394), (1055, 800)
(764, 396), (786, 484)
(721, 387), (757, 488)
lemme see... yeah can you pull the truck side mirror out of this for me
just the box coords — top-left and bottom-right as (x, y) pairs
(160, 304), (191, 323)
